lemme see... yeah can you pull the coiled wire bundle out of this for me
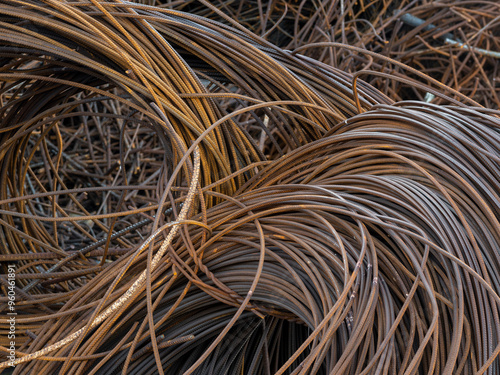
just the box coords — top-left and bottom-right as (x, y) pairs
(154, 0), (500, 108)
(0, 0), (500, 374)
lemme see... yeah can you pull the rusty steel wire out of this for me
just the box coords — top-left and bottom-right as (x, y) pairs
(153, 0), (500, 108)
(0, 0), (500, 374)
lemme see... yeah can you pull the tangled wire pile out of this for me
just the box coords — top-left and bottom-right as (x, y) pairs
(0, 0), (500, 374)
(154, 0), (500, 107)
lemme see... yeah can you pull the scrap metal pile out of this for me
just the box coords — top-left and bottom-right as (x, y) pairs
(0, 0), (499, 374)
